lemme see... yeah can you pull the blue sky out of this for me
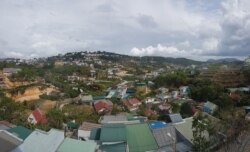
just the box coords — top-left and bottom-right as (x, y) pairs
(0, 0), (249, 60)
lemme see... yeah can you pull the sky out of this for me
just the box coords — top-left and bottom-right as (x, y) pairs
(0, 0), (250, 61)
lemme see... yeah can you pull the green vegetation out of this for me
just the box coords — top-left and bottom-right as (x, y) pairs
(46, 108), (64, 129)
(188, 79), (223, 101)
(154, 71), (187, 88)
(180, 102), (193, 118)
(192, 112), (213, 152)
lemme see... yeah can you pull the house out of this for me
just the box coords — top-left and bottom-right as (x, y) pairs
(57, 138), (97, 152)
(100, 124), (127, 144)
(116, 85), (128, 99)
(98, 124), (127, 152)
(135, 82), (148, 94)
(93, 100), (113, 114)
(122, 98), (142, 111)
(13, 129), (64, 152)
(167, 113), (183, 123)
(3, 68), (21, 76)
(144, 109), (157, 117)
(99, 114), (128, 124)
(99, 113), (146, 124)
(100, 143), (126, 152)
(203, 101), (218, 114)
(173, 114), (218, 146)
(78, 122), (101, 140)
(149, 123), (192, 152)
(158, 103), (171, 114)
(173, 117), (194, 143)
(27, 108), (47, 125)
(144, 97), (161, 104)
(106, 89), (116, 99)
(157, 87), (169, 94)
(7, 126), (32, 140)
(179, 86), (189, 96)
(156, 93), (172, 101)
(126, 123), (158, 152)
(80, 95), (93, 105)
(0, 130), (23, 152)
(172, 91), (180, 99)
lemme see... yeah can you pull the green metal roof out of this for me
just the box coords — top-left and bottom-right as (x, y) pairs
(89, 128), (101, 140)
(100, 143), (126, 152)
(67, 121), (79, 129)
(7, 126), (32, 140)
(100, 124), (126, 142)
(126, 123), (158, 152)
(57, 138), (96, 152)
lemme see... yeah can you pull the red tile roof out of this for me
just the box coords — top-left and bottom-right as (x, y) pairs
(32, 108), (47, 124)
(94, 100), (113, 112)
(128, 98), (140, 105)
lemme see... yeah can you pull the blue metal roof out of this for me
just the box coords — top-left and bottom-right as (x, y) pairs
(93, 96), (106, 100)
(149, 121), (167, 129)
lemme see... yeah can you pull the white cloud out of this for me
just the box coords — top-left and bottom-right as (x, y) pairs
(0, 0), (249, 59)
(131, 44), (189, 57)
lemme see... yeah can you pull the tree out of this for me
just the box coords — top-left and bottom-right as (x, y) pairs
(214, 93), (233, 111)
(111, 104), (122, 115)
(171, 102), (180, 113)
(47, 108), (64, 129)
(180, 102), (193, 118)
(189, 82), (223, 101)
(192, 112), (213, 152)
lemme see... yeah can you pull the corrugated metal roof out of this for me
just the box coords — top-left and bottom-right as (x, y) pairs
(100, 124), (126, 142)
(0, 130), (23, 152)
(151, 125), (176, 148)
(7, 126), (32, 140)
(80, 95), (93, 103)
(12, 129), (64, 152)
(100, 143), (126, 152)
(89, 128), (101, 140)
(101, 115), (127, 124)
(126, 123), (158, 152)
(57, 138), (96, 152)
(173, 117), (194, 142)
(78, 122), (101, 131)
(169, 113), (183, 123)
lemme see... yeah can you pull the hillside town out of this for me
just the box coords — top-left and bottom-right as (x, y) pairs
(0, 52), (250, 152)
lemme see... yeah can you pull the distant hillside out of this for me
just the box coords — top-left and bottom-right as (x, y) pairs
(49, 51), (203, 66)
(207, 58), (242, 63)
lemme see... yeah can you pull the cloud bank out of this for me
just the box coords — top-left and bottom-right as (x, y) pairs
(0, 0), (249, 60)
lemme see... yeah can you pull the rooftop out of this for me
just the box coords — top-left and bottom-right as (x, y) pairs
(78, 122), (101, 131)
(126, 123), (158, 152)
(100, 143), (126, 152)
(7, 126), (32, 140)
(13, 129), (64, 152)
(168, 113), (183, 123)
(100, 124), (126, 143)
(149, 121), (167, 129)
(151, 125), (176, 148)
(57, 138), (96, 152)
(0, 130), (23, 152)
(173, 117), (194, 143)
